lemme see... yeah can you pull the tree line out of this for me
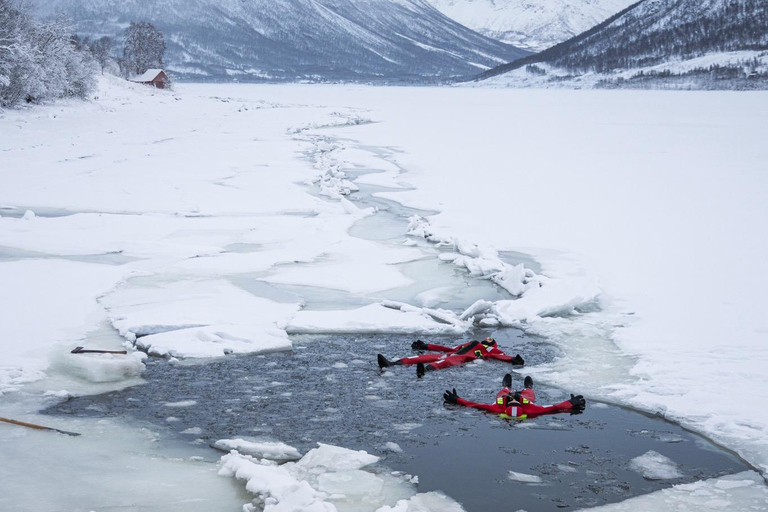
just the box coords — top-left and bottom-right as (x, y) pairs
(1, 0), (166, 108)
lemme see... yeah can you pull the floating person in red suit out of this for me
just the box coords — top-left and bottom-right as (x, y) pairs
(443, 374), (586, 419)
(377, 337), (524, 378)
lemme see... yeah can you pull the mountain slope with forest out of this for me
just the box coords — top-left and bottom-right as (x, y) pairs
(475, 0), (768, 89)
(30, 0), (529, 82)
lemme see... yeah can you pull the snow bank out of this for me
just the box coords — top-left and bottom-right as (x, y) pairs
(629, 451), (684, 481)
(218, 443), (464, 512)
(407, 215), (543, 297)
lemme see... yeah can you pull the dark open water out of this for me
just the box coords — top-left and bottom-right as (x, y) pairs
(44, 329), (747, 511)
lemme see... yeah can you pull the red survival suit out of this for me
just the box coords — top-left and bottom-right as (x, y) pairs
(453, 385), (579, 419)
(401, 339), (522, 371)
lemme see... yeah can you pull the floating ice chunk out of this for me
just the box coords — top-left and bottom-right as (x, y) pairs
(220, 443), (463, 512)
(393, 423), (422, 433)
(181, 427), (203, 435)
(629, 451), (683, 480)
(213, 438), (302, 462)
(507, 471), (544, 484)
(43, 390), (75, 401)
(295, 443), (379, 472)
(375, 491), (466, 512)
(164, 400), (197, 408)
(556, 463), (580, 473)
(383, 442), (403, 453)
(219, 451), (330, 512)
(332, 362), (348, 369)
(22, 210), (35, 220)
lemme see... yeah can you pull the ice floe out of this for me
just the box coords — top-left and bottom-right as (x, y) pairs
(218, 442), (463, 512)
(507, 471), (544, 484)
(629, 450), (684, 480)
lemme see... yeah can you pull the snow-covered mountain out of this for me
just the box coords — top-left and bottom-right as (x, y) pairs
(476, 0), (768, 88)
(30, 0), (529, 82)
(426, 0), (636, 51)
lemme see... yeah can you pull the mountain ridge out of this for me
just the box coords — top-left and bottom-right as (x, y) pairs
(425, 0), (636, 51)
(473, 0), (768, 88)
(30, 0), (530, 82)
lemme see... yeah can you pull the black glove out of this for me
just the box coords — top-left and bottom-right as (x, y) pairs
(568, 394), (586, 411)
(411, 340), (429, 351)
(510, 354), (525, 366)
(443, 388), (459, 404)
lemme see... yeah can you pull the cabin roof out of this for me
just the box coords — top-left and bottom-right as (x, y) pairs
(132, 69), (165, 82)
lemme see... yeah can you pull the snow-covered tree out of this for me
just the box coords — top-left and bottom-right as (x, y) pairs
(0, 0), (96, 108)
(122, 21), (165, 76)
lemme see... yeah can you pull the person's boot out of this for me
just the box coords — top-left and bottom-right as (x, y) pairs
(524, 376), (534, 389)
(378, 354), (392, 368)
(511, 354), (525, 366)
(502, 373), (512, 389)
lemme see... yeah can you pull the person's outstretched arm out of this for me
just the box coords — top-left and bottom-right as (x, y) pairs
(444, 389), (506, 414)
(518, 395), (586, 418)
(412, 340), (456, 352)
(487, 351), (525, 365)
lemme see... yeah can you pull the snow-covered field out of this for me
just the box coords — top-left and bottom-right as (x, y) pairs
(1, 78), (767, 510)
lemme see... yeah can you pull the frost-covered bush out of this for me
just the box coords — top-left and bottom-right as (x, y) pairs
(0, 0), (96, 108)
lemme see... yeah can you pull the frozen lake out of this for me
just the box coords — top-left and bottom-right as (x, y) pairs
(2, 80), (767, 511)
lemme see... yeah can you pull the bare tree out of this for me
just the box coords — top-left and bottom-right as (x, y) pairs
(89, 36), (113, 74)
(122, 21), (165, 76)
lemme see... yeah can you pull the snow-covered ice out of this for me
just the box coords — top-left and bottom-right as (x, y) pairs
(583, 471), (768, 511)
(213, 438), (302, 462)
(218, 443), (463, 511)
